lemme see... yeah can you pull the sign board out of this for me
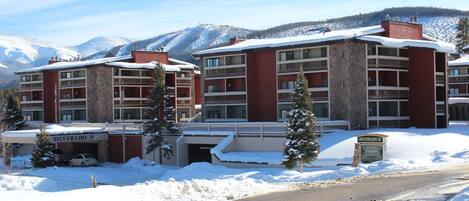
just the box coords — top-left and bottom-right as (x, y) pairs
(357, 136), (383, 143)
(360, 145), (383, 163)
(50, 133), (108, 143)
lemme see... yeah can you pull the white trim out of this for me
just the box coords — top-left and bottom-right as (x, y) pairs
(204, 91), (247, 96)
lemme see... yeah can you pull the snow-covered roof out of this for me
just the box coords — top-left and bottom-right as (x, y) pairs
(194, 25), (385, 56)
(449, 56), (469, 67)
(449, 97), (469, 105)
(16, 56), (132, 73)
(105, 61), (181, 72)
(358, 35), (456, 53)
(1, 125), (107, 139)
(16, 55), (199, 74)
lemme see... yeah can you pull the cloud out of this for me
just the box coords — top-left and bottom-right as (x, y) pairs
(0, 0), (75, 17)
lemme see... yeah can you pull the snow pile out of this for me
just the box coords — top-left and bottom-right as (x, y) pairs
(122, 157), (169, 175)
(358, 35), (455, 53)
(2, 124), (107, 139)
(0, 175), (55, 191)
(214, 127), (469, 167)
(449, 97), (469, 105)
(449, 56), (469, 66)
(450, 187), (469, 201)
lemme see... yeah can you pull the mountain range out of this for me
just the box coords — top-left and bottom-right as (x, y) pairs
(0, 7), (468, 88)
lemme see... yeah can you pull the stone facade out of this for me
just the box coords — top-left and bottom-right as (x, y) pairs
(86, 65), (114, 123)
(329, 41), (368, 129)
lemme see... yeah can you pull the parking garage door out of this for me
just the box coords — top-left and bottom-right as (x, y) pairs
(188, 144), (215, 164)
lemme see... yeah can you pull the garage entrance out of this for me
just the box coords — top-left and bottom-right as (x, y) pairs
(73, 143), (99, 158)
(188, 144), (215, 164)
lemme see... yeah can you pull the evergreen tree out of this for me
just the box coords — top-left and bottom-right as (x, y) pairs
(455, 17), (469, 53)
(0, 92), (24, 132)
(31, 125), (55, 167)
(282, 69), (320, 172)
(144, 63), (173, 164)
(164, 86), (178, 134)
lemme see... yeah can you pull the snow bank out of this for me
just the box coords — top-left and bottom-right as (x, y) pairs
(358, 35), (455, 53)
(213, 127), (469, 167)
(449, 56), (469, 66)
(449, 97), (469, 105)
(450, 187), (469, 201)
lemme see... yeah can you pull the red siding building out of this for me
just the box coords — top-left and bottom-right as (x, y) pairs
(194, 20), (455, 129)
(17, 50), (201, 124)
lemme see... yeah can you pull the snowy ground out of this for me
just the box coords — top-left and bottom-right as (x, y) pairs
(1, 123), (469, 201)
(451, 187), (469, 201)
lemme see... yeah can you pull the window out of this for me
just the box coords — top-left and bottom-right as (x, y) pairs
(313, 103), (328, 118)
(60, 110), (73, 122)
(226, 55), (245, 65)
(205, 106), (225, 119)
(379, 102), (398, 116)
(279, 50), (301, 61)
(206, 57), (224, 67)
(450, 88), (459, 95)
(450, 69), (460, 76)
(303, 47), (327, 59)
(33, 111), (43, 121)
(60, 72), (72, 79)
(21, 75), (32, 82)
(114, 109), (121, 120)
(73, 70), (85, 78)
(31, 74), (42, 81)
(369, 102), (377, 116)
(367, 45), (377, 55)
(73, 109), (86, 121)
(278, 104), (292, 119)
(207, 85), (220, 93)
(121, 70), (140, 77)
(280, 80), (295, 90)
(227, 105), (246, 119)
(122, 109), (141, 120)
(378, 47), (398, 56)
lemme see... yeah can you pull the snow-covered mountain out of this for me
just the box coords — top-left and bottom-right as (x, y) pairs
(87, 24), (252, 62)
(0, 33), (81, 88)
(247, 7), (468, 43)
(73, 36), (132, 57)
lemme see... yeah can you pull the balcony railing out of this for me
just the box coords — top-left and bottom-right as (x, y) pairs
(114, 78), (152, 85)
(205, 95), (246, 104)
(60, 79), (86, 88)
(59, 101), (86, 109)
(368, 89), (409, 100)
(20, 102), (43, 110)
(449, 76), (469, 83)
(20, 83), (43, 90)
(176, 79), (191, 86)
(205, 67), (245, 78)
(278, 61), (327, 74)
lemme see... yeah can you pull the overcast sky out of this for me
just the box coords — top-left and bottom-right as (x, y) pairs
(0, 0), (467, 46)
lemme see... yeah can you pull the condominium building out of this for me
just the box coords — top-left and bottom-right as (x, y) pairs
(194, 20), (455, 129)
(17, 51), (201, 124)
(448, 56), (469, 120)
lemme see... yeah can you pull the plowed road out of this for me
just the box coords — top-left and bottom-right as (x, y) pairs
(238, 164), (469, 201)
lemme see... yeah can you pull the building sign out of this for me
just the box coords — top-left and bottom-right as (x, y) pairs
(357, 136), (383, 143)
(50, 133), (108, 143)
(360, 145), (383, 163)
(356, 134), (388, 164)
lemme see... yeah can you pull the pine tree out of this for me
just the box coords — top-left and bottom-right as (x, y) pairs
(0, 92), (24, 131)
(282, 69), (320, 172)
(31, 125), (55, 167)
(455, 17), (469, 53)
(164, 86), (178, 134)
(144, 63), (173, 164)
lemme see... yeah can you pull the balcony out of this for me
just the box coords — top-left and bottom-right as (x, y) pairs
(20, 83), (43, 91)
(277, 92), (328, 103)
(113, 78), (152, 85)
(278, 61), (327, 74)
(205, 67), (245, 78)
(59, 101), (86, 109)
(60, 79), (86, 88)
(368, 89), (409, 100)
(176, 79), (191, 86)
(177, 99), (192, 107)
(449, 76), (469, 83)
(205, 95), (246, 105)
